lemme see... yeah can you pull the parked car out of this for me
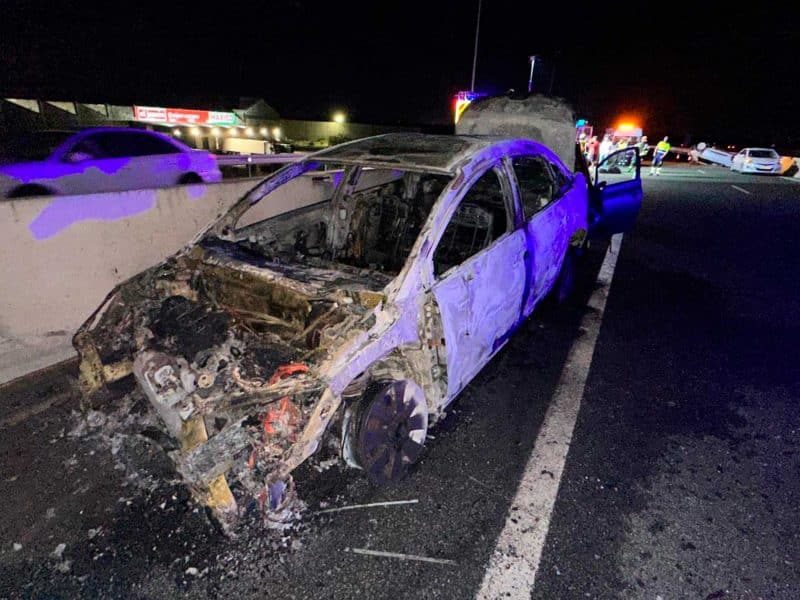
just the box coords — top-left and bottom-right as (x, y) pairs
(0, 127), (222, 198)
(72, 132), (641, 523)
(730, 147), (783, 174)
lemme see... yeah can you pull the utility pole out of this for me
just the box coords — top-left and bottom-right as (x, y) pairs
(470, 0), (482, 91)
(528, 55), (538, 94)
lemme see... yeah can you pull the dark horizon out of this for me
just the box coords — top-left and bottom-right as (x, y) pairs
(1, 1), (797, 149)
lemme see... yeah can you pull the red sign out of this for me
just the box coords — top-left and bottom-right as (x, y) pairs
(133, 106), (235, 125)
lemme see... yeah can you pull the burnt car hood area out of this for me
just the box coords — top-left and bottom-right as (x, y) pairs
(73, 230), (410, 524)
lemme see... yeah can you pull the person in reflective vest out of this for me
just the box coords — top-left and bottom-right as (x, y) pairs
(649, 136), (671, 175)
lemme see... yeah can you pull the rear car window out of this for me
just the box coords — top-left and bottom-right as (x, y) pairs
(748, 149), (778, 158)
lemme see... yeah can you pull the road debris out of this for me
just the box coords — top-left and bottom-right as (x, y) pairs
(313, 499), (418, 515)
(347, 547), (457, 565)
(51, 543), (66, 559)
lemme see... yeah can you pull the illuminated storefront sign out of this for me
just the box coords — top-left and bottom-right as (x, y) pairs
(134, 106), (236, 126)
(452, 91), (486, 124)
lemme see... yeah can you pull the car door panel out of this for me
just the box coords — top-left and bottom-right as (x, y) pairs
(591, 147), (643, 236)
(433, 228), (527, 398)
(508, 154), (571, 315)
(524, 200), (567, 313)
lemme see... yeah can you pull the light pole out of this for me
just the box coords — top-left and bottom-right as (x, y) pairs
(528, 55), (538, 94)
(470, 0), (482, 92)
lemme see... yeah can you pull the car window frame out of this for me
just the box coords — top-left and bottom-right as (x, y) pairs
(507, 152), (573, 221)
(429, 159), (517, 280)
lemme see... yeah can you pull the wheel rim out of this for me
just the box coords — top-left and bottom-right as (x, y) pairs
(357, 380), (428, 486)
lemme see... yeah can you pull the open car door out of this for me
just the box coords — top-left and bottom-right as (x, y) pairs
(589, 146), (643, 237)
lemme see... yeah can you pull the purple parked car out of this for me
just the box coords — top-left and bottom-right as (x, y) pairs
(0, 127), (222, 198)
(73, 132), (641, 523)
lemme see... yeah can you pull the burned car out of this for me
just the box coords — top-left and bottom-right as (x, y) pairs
(73, 131), (641, 524)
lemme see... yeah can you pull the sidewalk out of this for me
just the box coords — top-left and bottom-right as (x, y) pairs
(0, 333), (76, 386)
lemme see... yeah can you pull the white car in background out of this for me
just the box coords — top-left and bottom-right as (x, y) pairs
(730, 147), (782, 174)
(0, 127), (222, 198)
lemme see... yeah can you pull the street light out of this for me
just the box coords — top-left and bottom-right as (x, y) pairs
(333, 112), (346, 124)
(470, 0), (482, 92)
(528, 55), (538, 93)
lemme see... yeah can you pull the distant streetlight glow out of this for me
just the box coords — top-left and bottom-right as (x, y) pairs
(333, 112), (346, 124)
(245, 127), (254, 137)
(211, 127), (220, 136)
(173, 129), (181, 137)
(259, 127), (268, 136)
(229, 128), (238, 136)
(190, 127), (200, 136)
(272, 127), (281, 139)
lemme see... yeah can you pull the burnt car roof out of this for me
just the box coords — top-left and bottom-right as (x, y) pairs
(310, 133), (501, 174)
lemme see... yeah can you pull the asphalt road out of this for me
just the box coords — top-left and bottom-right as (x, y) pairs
(1, 163), (798, 599)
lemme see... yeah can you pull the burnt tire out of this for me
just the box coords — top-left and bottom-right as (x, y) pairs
(355, 380), (428, 487)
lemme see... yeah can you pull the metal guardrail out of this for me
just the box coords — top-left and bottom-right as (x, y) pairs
(214, 152), (309, 166)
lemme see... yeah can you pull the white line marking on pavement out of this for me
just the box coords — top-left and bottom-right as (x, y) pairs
(697, 169), (706, 174)
(731, 185), (751, 195)
(781, 176), (800, 183)
(476, 234), (624, 600)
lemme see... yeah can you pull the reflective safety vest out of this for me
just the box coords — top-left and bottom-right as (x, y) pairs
(655, 141), (671, 154)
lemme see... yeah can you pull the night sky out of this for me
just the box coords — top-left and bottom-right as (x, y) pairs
(1, 1), (797, 148)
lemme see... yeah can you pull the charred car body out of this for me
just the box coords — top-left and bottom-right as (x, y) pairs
(74, 99), (642, 524)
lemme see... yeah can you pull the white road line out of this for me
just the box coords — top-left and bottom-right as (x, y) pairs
(731, 185), (751, 195)
(697, 169), (706, 174)
(476, 234), (623, 600)
(780, 176), (800, 183)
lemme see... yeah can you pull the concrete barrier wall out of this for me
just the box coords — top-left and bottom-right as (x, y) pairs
(0, 174), (335, 342)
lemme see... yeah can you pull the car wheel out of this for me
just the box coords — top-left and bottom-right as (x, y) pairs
(178, 172), (203, 185)
(354, 379), (428, 487)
